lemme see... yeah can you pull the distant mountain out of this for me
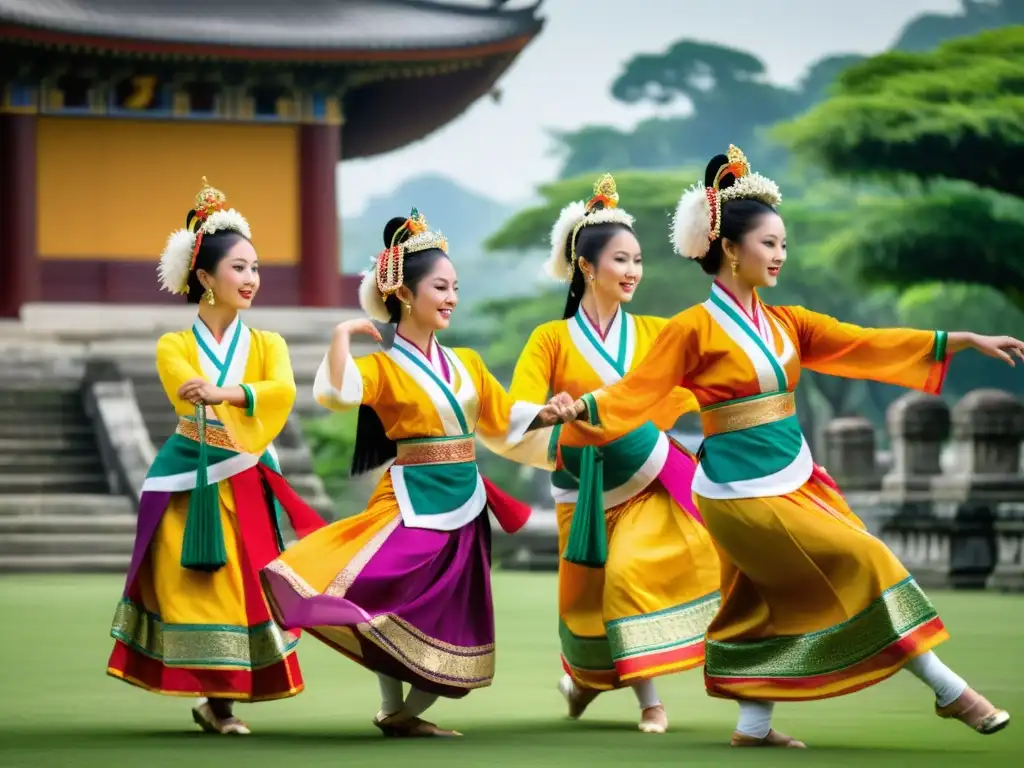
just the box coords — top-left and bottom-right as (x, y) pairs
(340, 174), (546, 307)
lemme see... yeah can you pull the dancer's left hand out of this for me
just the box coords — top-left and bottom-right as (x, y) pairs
(970, 334), (1024, 366)
(178, 378), (225, 405)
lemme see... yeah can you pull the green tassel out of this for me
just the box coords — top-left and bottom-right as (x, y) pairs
(562, 445), (607, 568)
(180, 404), (228, 572)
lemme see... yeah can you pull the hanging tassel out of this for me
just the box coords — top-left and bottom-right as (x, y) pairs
(562, 445), (607, 568)
(180, 403), (227, 571)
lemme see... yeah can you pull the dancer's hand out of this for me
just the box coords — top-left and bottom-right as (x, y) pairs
(178, 378), (224, 406)
(963, 333), (1024, 366)
(536, 393), (576, 426)
(336, 318), (383, 343)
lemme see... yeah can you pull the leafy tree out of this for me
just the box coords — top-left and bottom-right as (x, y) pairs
(778, 26), (1024, 311)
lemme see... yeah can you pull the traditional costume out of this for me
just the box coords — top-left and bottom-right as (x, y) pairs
(106, 180), (326, 734)
(261, 209), (555, 737)
(566, 146), (1009, 746)
(509, 175), (720, 732)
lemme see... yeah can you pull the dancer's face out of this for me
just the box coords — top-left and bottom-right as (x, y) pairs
(582, 229), (643, 304)
(724, 212), (786, 288)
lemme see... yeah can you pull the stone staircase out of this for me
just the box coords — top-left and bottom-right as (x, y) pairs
(0, 382), (136, 572)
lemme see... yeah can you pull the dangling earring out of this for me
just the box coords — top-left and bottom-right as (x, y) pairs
(204, 287), (216, 306)
(402, 301), (411, 312)
(730, 258), (739, 277)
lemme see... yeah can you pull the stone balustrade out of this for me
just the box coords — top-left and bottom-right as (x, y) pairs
(825, 389), (1024, 592)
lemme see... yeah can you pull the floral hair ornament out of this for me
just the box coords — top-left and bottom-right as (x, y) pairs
(670, 144), (782, 260)
(544, 173), (636, 282)
(358, 207), (449, 323)
(157, 177), (252, 295)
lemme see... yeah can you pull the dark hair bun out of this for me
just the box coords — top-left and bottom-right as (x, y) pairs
(382, 216), (413, 248)
(703, 153), (738, 191)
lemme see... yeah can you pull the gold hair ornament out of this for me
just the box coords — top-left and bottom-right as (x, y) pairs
(358, 207), (449, 323)
(670, 145), (782, 260)
(157, 178), (252, 295)
(545, 173), (636, 282)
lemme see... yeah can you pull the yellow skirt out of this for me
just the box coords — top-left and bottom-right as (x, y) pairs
(558, 482), (721, 690)
(700, 476), (948, 702)
(107, 480), (303, 701)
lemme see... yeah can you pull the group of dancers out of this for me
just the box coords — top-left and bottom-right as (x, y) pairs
(106, 145), (1021, 748)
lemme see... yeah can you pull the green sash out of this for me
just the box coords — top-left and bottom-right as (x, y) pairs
(556, 421), (661, 568)
(388, 346), (486, 524)
(147, 408), (283, 572)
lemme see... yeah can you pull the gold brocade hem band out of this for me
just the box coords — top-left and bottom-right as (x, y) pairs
(176, 417), (241, 451)
(607, 591), (721, 662)
(360, 613), (495, 689)
(700, 392), (795, 437)
(395, 436), (475, 466)
(110, 598), (299, 670)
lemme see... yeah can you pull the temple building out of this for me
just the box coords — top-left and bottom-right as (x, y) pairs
(0, 0), (543, 316)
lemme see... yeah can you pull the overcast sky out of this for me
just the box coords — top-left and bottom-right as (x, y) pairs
(338, 0), (961, 216)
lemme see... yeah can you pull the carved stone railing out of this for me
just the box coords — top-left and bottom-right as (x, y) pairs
(81, 358), (155, 502)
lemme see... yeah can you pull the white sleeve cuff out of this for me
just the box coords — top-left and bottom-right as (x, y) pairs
(313, 352), (363, 411)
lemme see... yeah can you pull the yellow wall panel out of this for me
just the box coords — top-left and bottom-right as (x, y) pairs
(36, 117), (299, 265)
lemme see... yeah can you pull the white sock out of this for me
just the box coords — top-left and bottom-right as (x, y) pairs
(402, 687), (439, 719)
(905, 651), (968, 707)
(735, 701), (774, 739)
(377, 674), (404, 716)
(632, 680), (661, 710)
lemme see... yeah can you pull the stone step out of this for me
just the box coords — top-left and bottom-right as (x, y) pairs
(0, 406), (90, 422)
(0, 513), (137, 535)
(0, 454), (104, 473)
(0, 424), (96, 439)
(0, 532), (136, 556)
(0, 473), (110, 494)
(0, 389), (81, 407)
(0, 436), (97, 453)
(0, 493), (133, 516)
(0, 553), (130, 573)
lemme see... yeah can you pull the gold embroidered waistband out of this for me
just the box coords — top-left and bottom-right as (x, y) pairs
(395, 436), (475, 466)
(700, 392), (795, 437)
(176, 417), (242, 451)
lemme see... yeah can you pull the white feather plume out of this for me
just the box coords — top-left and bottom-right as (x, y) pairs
(544, 200), (586, 282)
(544, 201), (636, 282)
(670, 181), (713, 260)
(157, 228), (197, 295)
(202, 208), (251, 239)
(358, 267), (391, 323)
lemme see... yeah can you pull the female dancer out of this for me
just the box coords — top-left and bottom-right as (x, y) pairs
(508, 175), (720, 734)
(261, 209), (573, 738)
(107, 180), (327, 734)
(560, 146), (1017, 748)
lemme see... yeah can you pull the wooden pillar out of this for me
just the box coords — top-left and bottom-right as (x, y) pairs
(298, 123), (341, 307)
(0, 113), (40, 318)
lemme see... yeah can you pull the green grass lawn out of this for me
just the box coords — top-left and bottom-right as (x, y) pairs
(0, 573), (1020, 767)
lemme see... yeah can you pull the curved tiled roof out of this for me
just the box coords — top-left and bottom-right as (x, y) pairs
(0, 0), (543, 60)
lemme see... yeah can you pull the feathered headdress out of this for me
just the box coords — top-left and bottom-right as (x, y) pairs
(157, 178), (252, 295)
(544, 173), (635, 282)
(358, 208), (449, 323)
(670, 145), (782, 260)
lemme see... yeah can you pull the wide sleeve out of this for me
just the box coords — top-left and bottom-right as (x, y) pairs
(636, 315), (701, 431)
(217, 332), (296, 456)
(155, 332), (206, 417)
(312, 349), (385, 413)
(508, 325), (556, 404)
(463, 349), (555, 471)
(576, 312), (700, 438)
(779, 305), (948, 395)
